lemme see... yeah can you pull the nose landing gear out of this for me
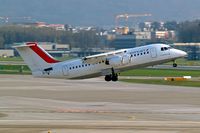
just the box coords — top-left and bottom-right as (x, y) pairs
(173, 63), (177, 67)
(173, 60), (177, 67)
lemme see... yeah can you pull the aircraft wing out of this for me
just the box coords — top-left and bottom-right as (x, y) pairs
(82, 49), (126, 64)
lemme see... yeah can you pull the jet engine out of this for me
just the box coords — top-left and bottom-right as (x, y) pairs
(107, 55), (122, 66)
(122, 54), (131, 65)
(106, 54), (131, 66)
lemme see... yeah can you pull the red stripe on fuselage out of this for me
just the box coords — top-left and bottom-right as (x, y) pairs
(27, 42), (60, 63)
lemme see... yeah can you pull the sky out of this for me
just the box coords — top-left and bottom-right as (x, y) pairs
(0, 0), (200, 26)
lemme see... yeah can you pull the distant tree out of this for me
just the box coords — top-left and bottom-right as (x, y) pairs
(139, 22), (145, 31)
(178, 20), (200, 42)
(0, 25), (104, 49)
(151, 21), (161, 31)
(164, 21), (178, 30)
(72, 30), (100, 49)
(0, 36), (4, 48)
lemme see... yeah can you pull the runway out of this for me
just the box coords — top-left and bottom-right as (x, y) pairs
(0, 75), (200, 133)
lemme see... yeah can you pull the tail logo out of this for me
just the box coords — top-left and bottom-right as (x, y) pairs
(27, 42), (60, 63)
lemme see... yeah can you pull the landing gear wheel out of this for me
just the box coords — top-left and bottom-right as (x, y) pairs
(172, 60), (177, 67)
(173, 63), (177, 67)
(105, 68), (119, 82)
(111, 74), (118, 82)
(105, 75), (112, 82)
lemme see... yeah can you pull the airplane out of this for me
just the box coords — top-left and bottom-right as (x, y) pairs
(14, 42), (187, 82)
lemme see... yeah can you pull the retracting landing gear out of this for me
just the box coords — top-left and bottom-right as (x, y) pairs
(173, 60), (177, 67)
(105, 68), (118, 82)
(111, 73), (118, 82)
(105, 75), (112, 82)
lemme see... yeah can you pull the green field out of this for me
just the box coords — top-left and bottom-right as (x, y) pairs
(120, 79), (200, 87)
(0, 63), (200, 87)
(0, 64), (200, 77)
(120, 67), (200, 87)
(0, 65), (31, 74)
(165, 58), (200, 66)
(0, 57), (23, 61)
(121, 68), (200, 77)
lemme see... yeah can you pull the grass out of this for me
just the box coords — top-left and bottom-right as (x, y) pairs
(0, 57), (23, 61)
(120, 79), (200, 87)
(165, 58), (200, 66)
(120, 67), (200, 87)
(0, 65), (31, 74)
(0, 70), (31, 74)
(0, 65), (30, 71)
(121, 68), (200, 77)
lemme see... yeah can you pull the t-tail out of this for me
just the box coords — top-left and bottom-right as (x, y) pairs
(14, 42), (60, 75)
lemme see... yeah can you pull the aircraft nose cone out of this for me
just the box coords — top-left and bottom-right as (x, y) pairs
(180, 50), (187, 57)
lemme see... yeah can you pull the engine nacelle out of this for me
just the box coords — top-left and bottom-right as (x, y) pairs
(107, 54), (131, 66)
(122, 54), (131, 65)
(107, 55), (122, 66)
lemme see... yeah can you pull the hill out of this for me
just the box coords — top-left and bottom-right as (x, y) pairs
(0, 0), (200, 26)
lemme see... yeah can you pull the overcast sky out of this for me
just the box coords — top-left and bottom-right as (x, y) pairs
(0, 0), (200, 26)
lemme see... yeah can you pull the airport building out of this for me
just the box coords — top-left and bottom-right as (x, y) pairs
(106, 34), (136, 49)
(0, 49), (14, 57)
(14, 42), (70, 57)
(37, 42), (70, 57)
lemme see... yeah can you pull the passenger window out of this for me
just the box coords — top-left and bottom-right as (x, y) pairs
(161, 47), (164, 51)
(164, 47), (168, 50)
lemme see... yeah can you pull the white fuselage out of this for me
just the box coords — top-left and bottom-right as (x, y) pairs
(32, 44), (187, 79)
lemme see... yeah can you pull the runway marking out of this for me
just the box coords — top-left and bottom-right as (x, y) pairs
(1, 120), (200, 129)
(1, 108), (200, 115)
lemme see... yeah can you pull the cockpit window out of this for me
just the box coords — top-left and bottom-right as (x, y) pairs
(161, 47), (170, 51)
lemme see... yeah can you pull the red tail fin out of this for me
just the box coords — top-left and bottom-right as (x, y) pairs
(26, 42), (60, 63)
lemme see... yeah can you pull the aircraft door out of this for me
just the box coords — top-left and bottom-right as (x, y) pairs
(150, 48), (157, 58)
(62, 65), (69, 76)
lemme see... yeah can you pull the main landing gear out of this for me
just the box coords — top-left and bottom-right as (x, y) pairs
(104, 68), (118, 82)
(105, 74), (118, 82)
